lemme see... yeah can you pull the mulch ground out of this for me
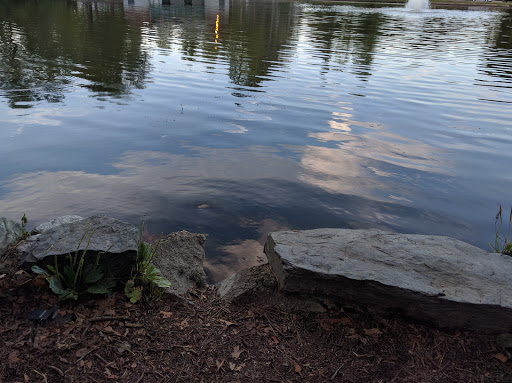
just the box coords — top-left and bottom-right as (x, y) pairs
(1, 264), (511, 383)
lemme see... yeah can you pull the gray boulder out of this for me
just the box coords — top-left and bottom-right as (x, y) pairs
(31, 215), (84, 235)
(153, 231), (208, 297)
(18, 215), (139, 276)
(265, 229), (512, 333)
(0, 217), (22, 255)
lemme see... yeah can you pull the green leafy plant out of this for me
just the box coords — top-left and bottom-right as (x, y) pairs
(31, 224), (116, 300)
(20, 213), (29, 239)
(125, 225), (171, 303)
(489, 204), (512, 256)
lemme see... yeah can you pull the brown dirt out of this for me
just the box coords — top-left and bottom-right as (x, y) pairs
(1, 263), (511, 383)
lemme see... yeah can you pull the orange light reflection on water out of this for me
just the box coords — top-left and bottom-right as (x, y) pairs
(215, 14), (219, 49)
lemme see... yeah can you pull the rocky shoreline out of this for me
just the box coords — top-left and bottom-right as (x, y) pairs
(2, 215), (512, 382)
(2, 214), (512, 334)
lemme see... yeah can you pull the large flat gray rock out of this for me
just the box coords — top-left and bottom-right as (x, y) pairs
(31, 215), (84, 235)
(265, 229), (512, 333)
(17, 215), (139, 276)
(1, 217), (22, 255)
(153, 231), (208, 297)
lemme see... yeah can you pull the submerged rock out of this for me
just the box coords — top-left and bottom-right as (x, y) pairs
(153, 231), (208, 297)
(0, 217), (22, 255)
(17, 215), (138, 276)
(265, 228), (512, 333)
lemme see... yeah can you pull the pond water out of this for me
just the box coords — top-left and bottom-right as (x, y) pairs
(1, 0), (511, 281)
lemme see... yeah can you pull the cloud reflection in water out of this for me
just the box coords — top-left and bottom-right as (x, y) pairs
(0, 138), (466, 282)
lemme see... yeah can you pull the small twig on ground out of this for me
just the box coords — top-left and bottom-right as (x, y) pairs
(76, 349), (94, 363)
(125, 322), (145, 328)
(33, 370), (48, 383)
(175, 361), (185, 382)
(89, 315), (130, 322)
(81, 322), (91, 339)
(450, 367), (475, 374)
(18, 278), (33, 286)
(149, 345), (199, 355)
(95, 353), (108, 365)
(48, 365), (64, 376)
(331, 364), (343, 380)
(264, 313), (284, 337)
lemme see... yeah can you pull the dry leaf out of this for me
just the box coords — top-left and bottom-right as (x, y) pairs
(8, 350), (20, 364)
(135, 328), (146, 336)
(494, 353), (508, 363)
(75, 348), (89, 358)
(179, 319), (189, 329)
(219, 319), (236, 329)
(229, 362), (236, 371)
(320, 317), (351, 331)
(103, 326), (122, 336)
(160, 311), (172, 319)
(31, 275), (46, 287)
(116, 342), (132, 355)
(330, 318), (351, 326)
(105, 366), (119, 379)
(231, 346), (243, 359)
(293, 361), (302, 375)
(97, 320), (111, 329)
(96, 297), (115, 314)
(363, 328), (383, 336)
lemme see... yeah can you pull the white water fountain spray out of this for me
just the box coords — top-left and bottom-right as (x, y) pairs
(405, 0), (430, 10)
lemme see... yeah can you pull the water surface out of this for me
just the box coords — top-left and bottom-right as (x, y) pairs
(1, 0), (511, 280)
